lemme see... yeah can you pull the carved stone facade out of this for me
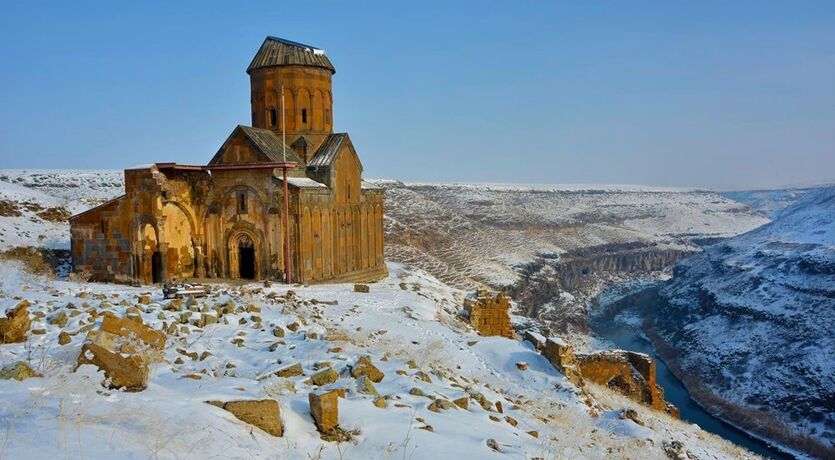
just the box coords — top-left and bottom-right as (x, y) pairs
(69, 37), (387, 285)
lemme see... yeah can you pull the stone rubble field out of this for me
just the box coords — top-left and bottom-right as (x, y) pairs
(0, 260), (761, 459)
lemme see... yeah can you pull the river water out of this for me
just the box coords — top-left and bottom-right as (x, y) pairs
(590, 296), (795, 459)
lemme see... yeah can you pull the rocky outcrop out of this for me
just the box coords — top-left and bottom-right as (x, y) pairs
(463, 290), (515, 339)
(0, 300), (31, 343)
(76, 315), (166, 391)
(556, 243), (690, 291)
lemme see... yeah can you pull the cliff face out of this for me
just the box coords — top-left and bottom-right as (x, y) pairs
(656, 187), (835, 456)
(377, 181), (768, 338)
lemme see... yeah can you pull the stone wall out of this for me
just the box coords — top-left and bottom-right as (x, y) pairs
(464, 290), (515, 339)
(535, 337), (679, 417)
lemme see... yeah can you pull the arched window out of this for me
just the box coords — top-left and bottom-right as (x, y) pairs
(301, 108), (308, 124)
(268, 108), (277, 128)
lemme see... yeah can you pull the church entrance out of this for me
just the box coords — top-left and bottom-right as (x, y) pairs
(151, 251), (162, 284)
(237, 235), (256, 279)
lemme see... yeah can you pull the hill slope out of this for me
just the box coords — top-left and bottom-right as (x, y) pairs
(656, 187), (835, 455)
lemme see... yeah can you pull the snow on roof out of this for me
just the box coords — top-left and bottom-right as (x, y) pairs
(125, 164), (154, 170)
(361, 180), (383, 190)
(277, 176), (327, 188)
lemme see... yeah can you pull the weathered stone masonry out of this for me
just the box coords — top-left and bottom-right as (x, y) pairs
(464, 290), (515, 339)
(70, 36), (387, 286)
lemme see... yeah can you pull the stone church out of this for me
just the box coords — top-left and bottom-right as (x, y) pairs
(69, 36), (386, 285)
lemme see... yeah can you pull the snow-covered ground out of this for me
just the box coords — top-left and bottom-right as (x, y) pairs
(0, 260), (761, 459)
(657, 186), (835, 456)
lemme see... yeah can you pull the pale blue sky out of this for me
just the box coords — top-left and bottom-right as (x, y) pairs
(1, 1), (833, 189)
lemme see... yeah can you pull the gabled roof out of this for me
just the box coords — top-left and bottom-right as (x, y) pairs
(307, 133), (362, 171)
(209, 125), (304, 166)
(247, 36), (335, 74)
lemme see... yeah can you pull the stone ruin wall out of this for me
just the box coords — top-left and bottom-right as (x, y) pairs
(529, 333), (679, 417)
(464, 290), (515, 339)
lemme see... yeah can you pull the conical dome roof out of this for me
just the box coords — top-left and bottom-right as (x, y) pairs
(246, 36), (335, 74)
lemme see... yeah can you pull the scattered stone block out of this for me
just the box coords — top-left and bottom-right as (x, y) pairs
(208, 400), (283, 437)
(350, 355), (384, 382)
(76, 316), (165, 391)
(0, 301), (30, 343)
(0, 361), (42, 381)
(309, 390), (339, 432)
(47, 311), (68, 328)
(453, 396), (469, 410)
(353, 284), (370, 293)
(58, 331), (71, 345)
(275, 363), (303, 378)
(310, 368), (339, 386)
(427, 399), (456, 412)
(355, 375), (380, 396)
(414, 371), (432, 383)
(487, 438), (501, 452)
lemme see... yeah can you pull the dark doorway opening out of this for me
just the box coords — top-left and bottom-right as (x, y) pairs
(239, 246), (255, 279)
(151, 251), (162, 284)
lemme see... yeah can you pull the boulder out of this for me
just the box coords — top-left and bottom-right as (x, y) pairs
(355, 375), (380, 396)
(208, 400), (283, 437)
(58, 331), (71, 345)
(309, 390), (339, 432)
(76, 316), (165, 391)
(275, 363), (303, 378)
(0, 361), (42, 381)
(47, 311), (68, 328)
(310, 368), (339, 386)
(0, 301), (31, 343)
(414, 371), (432, 383)
(350, 355), (384, 382)
(427, 399), (456, 412)
(353, 284), (370, 293)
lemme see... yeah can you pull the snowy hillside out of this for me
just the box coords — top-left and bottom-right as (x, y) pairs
(378, 180), (769, 288)
(719, 188), (818, 218)
(0, 180), (74, 250)
(0, 261), (760, 459)
(656, 187), (835, 456)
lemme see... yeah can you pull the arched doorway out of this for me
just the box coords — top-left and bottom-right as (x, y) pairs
(151, 251), (162, 284)
(237, 234), (255, 280)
